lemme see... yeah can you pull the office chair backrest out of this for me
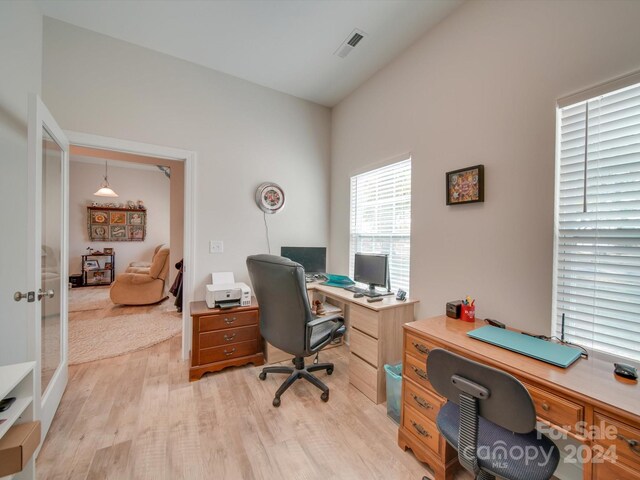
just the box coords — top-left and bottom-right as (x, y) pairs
(428, 348), (536, 434)
(246, 254), (313, 356)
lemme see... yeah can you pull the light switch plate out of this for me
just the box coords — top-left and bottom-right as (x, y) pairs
(209, 240), (223, 254)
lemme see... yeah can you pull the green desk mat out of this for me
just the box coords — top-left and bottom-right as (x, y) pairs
(467, 325), (582, 368)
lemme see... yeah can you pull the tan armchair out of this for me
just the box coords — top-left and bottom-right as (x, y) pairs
(110, 247), (170, 305)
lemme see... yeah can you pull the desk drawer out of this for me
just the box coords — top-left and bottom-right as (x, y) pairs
(200, 325), (258, 349)
(351, 303), (379, 339)
(349, 353), (378, 402)
(594, 413), (640, 468)
(525, 383), (583, 433)
(405, 333), (438, 363)
(351, 328), (378, 367)
(403, 379), (444, 423)
(199, 310), (258, 332)
(594, 458), (640, 480)
(403, 404), (440, 455)
(404, 352), (435, 394)
(199, 339), (259, 364)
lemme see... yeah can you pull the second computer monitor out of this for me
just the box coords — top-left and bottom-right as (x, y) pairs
(281, 246), (327, 273)
(354, 253), (388, 291)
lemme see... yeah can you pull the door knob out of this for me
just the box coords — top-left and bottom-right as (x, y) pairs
(14, 291), (36, 302)
(37, 289), (55, 300)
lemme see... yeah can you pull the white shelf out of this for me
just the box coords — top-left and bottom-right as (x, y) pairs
(0, 362), (34, 400)
(0, 396), (32, 439)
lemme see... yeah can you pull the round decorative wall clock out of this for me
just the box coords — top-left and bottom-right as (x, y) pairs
(255, 182), (285, 214)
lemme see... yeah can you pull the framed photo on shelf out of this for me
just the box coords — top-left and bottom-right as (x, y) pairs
(103, 248), (113, 255)
(104, 262), (113, 270)
(84, 260), (99, 270)
(446, 164), (484, 205)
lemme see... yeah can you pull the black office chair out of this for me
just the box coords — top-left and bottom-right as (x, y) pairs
(246, 254), (346, 407)
(426, 349), (559, 480)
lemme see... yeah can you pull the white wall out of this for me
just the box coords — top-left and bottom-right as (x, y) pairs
(0, 1), (42, 365)
(331, 0), (640, 332)
(42, 18), (332, 297)
(68, 160), (170, 277)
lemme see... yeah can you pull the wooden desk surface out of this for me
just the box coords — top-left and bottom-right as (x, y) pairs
(406, 316), (640, 423)
(307, 282), (419, 311)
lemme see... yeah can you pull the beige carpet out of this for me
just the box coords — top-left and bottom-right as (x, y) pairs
(68, 286), (181, 365)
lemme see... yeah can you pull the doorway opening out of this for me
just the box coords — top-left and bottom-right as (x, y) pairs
(65, 132), (195, 361)
(67, 146), (185, 364)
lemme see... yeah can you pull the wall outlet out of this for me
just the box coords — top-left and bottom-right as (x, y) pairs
(209, 240), (223, 254)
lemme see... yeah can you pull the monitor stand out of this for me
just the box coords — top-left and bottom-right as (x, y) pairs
(363, 285), (393, 298)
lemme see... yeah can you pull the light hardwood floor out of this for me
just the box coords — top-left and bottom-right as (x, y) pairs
(37, 337), (469, 480)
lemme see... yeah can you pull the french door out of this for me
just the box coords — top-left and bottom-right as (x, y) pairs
(28, 95), (69, 441)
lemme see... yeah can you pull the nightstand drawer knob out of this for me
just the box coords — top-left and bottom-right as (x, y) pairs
(411, 420), (431, 438)
(224, 317), (237, 324)
(411, 393), (433, 410)
(541, 402), (550, 412)
(617, 434), (640, 456)
(412, 342), (430, 355)
(224, 347), (237, 356)
(223, 333), (237, 341)
(411, 366), (429, 381)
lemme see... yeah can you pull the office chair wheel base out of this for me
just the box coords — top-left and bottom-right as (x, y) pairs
(321, 391), (329, 402)
(258, 372), (267, 381)
(272, 397), (281, 407)
(326, 368), (333, 375)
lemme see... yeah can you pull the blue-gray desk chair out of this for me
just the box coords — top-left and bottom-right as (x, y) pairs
(246, 254), (345, 407)
(425, 349), (560, 480)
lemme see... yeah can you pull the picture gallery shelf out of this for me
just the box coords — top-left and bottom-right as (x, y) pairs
(87, 206), (147, 242)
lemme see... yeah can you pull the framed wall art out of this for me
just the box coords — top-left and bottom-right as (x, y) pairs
(446, 165), (485, 205)
(87, 206), (147, 241)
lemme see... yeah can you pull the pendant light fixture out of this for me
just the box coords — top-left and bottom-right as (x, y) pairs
(94, 160), (118, 197)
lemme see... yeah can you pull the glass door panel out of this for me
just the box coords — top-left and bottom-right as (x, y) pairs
(41, 126), (63, 396)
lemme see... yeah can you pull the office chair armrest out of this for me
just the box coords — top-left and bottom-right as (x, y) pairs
(307, 313), (344, 329)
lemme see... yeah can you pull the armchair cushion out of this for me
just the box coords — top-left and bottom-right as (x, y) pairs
(149, 248), (170, 279)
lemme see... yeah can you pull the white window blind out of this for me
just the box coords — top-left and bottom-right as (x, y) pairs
(349, 158), (411, 293)
(555, 81), (640, 361)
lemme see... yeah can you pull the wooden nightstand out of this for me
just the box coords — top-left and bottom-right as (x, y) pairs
(189, 299), (264, 381)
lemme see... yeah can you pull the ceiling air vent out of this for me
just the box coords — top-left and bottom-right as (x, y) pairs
(334, 28), (367, 59)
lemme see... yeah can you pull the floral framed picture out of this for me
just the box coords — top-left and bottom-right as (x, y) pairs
(88, 206), (146, 241)
(446, 165), (484, 205)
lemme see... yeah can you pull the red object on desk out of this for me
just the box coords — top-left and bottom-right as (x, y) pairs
(460, 304), (475, 322)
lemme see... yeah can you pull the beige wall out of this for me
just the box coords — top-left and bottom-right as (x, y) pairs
(42, 18), (332, 298)
(0, 1), (42, 365)
(68, 160), (170, 280)
(330, 0), (640, 332)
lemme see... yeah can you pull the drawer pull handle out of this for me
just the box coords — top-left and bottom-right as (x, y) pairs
(411, 366), (429, 381)
(223, 333), (237, 341)
(617, 434), (640, 456)
(411, 393), (433, 410)
(412, 342), (430, 355)
(541, 402), (551, 412)
(224, 317), (237, 324)
(410, 420), (431, 438)
(223, 347), (236, 356)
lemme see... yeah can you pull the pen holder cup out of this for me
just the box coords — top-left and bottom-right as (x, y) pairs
(460, 305), (475, 322)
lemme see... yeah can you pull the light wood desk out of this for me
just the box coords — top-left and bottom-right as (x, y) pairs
(266, 282), (418, 404)
(398, 316), (640, 480)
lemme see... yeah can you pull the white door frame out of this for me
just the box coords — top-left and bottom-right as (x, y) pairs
(65, 131), (196, 360)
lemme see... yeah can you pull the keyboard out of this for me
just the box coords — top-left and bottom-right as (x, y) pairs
(343, 286), (382, 297)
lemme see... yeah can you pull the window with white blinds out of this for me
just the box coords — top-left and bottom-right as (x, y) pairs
(349, 158), (411, 293)
(555, 80), (640, 362)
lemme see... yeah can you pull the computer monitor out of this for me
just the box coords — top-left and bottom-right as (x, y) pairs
(354, 253), (388, 293)
(280, 247), (327, 273)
